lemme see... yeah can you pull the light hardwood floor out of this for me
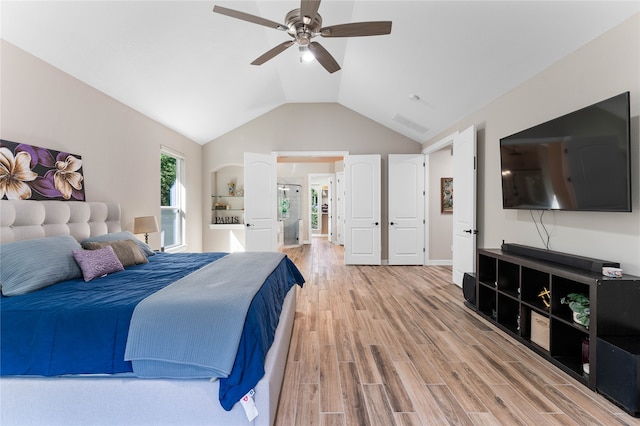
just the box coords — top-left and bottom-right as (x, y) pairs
(275, 238), (640, 426)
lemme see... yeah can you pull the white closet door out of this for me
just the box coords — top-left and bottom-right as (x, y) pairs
(344, 155), (381, 265)
(388, 154), (425, 265)
(244, 152), (277, 251)
(336, 171), (345, 245)
(328, 176), (334, 243)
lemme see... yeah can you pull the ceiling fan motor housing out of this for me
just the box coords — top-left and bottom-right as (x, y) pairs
(285, 9), (322, 46)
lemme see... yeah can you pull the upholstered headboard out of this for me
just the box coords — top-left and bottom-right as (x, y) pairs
(0, 200), (121, 244)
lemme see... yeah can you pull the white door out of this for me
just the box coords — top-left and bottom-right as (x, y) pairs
(328, 176), (334, 243)
(336, 171), (345, 245)
(388, 154), (425, 265)
(244, 152), (277, 251)
(344, 155), (381, 265)
(452, 126), (477, 286)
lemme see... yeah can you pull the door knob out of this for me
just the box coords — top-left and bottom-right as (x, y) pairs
(246, 223), (252, 227)
(390, 222), (395, 225)
(373, 222), (379, 226)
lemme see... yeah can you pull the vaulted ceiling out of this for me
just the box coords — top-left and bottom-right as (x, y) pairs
(1, 1), (638, 145)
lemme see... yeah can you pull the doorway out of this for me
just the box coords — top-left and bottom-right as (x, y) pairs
(278, 183), (302, 247)
(422, 126), (477, 286)
(425, 148), (454, 265)
(275, 151), (346, 245)
(309, 174), (332, 240)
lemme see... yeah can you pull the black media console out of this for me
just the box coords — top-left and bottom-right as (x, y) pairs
(470, 244), (640, 417)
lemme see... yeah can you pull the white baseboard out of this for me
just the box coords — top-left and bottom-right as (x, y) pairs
(425, 259), (453, 266)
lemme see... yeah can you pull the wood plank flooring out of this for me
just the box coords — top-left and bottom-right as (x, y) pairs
(275, 238), (640, 426)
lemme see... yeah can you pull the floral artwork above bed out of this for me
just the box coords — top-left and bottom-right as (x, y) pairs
(0, 140), (85, 201)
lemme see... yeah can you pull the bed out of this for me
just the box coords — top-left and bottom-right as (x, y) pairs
(0, 199), (304, 426)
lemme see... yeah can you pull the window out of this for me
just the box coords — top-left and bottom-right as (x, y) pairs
(160, 149), (185, 250)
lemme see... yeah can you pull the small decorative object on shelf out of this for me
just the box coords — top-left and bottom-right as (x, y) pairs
(214, 216), (240, 225)
(538, 287), (551, 309)
(561, 293), (590, 328)
(228, 181), (235, 196)
(530, 311), (550, 351)
(602, 266), (623, 277)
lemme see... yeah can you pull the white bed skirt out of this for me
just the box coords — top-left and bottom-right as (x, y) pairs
(0, 287), (297, 426)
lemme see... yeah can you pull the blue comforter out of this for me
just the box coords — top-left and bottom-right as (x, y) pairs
(126, 252), (288, 378)
(0, 252), (305, 410)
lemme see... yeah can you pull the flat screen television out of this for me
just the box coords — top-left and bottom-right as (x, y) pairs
(500, 92), (631, 212)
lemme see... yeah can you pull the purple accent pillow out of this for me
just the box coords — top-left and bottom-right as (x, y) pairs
(72, 246), (125, 282)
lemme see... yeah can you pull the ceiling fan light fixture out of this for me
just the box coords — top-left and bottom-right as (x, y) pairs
(299, 45), (315, 62)
(296, 31), (311, 46)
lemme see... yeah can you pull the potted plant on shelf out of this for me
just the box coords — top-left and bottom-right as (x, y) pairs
(560, 293), (590, 328)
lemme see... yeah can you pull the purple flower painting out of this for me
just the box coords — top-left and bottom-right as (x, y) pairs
(0, 140), (85, 201)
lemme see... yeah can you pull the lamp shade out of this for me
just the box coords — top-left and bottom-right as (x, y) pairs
(134, 216), (159, 235)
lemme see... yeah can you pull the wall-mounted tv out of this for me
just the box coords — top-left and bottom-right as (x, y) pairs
(500, 91), (631, 212)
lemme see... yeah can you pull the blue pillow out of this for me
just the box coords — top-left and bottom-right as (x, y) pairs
(0, 235), (83, 296)
(81, 231), (155, 257)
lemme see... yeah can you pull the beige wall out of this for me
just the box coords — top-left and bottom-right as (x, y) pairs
(428, 148), (454, 262)
(202, 103), (422, 256)
(1, 40), (204, 252)
(422, 14), (640, 275)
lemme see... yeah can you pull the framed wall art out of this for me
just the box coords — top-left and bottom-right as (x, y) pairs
(441, 177), (453, 214)
(0, 140), (85, 201)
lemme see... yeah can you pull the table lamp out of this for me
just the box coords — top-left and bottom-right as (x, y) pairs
(133, 216), (159, 244)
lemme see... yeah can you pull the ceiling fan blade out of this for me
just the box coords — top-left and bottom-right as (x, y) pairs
(251, 41), (296, 65)
(300, 0), (321, 25)
(213, 5), (287, 31)
(308, 42), (340, 74)
(321, 21), (392, 37)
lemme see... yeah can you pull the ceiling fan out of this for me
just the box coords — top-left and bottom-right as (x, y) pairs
(213, 1), (392, 73)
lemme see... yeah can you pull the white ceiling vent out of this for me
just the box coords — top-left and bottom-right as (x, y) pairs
(392, 114), (429, 134)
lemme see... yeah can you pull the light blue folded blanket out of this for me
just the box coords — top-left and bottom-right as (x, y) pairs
(124, 251), (285, 378)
